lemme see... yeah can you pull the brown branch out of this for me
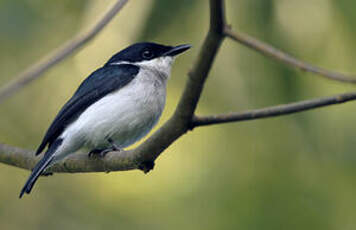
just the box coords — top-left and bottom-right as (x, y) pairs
(0, 0), (129, 104)
(1, 0), (355, 176)
(0, 143), (138, 173)
(0, 0), (226, 173)
(192, 92), (356, 127)
(224, 27), (356, 83)
(174, 0), (225, 123)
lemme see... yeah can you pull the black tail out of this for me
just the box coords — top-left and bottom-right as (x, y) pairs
(19, 139), (62, 198)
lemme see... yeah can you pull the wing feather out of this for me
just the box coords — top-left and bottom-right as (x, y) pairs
(35, 64), (139, 155)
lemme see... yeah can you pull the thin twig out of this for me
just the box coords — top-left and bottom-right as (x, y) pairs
(0, 0), (129, 104)
(224, 27), (356, 83)
(192, 92), (356, 127)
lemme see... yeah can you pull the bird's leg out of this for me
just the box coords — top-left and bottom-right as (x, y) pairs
(88, 138), (122, 158)
(97, 138), (122, 157)
(107, 138), (120, 151)
(88, 148), (106, 158)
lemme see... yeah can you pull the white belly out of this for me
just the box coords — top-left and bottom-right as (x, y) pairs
(60, 70), (166, 152)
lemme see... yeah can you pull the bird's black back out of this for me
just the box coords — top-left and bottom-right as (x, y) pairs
(35, 64), (139, 155)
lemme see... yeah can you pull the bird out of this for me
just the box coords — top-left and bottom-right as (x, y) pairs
(19, 42), (191, 198)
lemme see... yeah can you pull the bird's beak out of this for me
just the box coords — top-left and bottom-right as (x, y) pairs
(163, 44), (192, 56)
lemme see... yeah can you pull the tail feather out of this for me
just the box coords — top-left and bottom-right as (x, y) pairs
(19, 154), (54, 198)
(19, 139), (62, 198)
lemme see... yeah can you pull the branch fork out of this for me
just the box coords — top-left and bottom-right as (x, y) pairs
(1, 0), (356, 175)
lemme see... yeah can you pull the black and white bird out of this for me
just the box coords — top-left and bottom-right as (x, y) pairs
(19, 42), (191, 198)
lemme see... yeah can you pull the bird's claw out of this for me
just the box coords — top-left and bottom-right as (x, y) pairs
(88, 147), (121, 158)
(88, 149), (109, 158)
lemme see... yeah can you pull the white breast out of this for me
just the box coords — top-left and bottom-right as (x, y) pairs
(60, 68), (167, 152)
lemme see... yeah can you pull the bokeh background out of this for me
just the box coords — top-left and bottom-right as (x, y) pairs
(1, 0), (356, 229)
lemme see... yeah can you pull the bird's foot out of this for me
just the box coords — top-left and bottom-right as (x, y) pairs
(88, 148), (103, 158)
(88, 147), (121, 158)
(138, 161), (155, 174)
(107, 138), (120, 151)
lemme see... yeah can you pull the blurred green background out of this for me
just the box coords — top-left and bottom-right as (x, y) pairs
(1, 0), (356, 229)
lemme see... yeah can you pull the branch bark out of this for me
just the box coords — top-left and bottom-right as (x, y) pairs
(224, 27), (356, 83)
(192, 92), (356, 127)
(0, 0), (129, 104)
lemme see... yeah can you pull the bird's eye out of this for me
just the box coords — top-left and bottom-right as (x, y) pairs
(142, 50), (154, 59)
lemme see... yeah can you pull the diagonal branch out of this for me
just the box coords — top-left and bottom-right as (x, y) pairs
(174, 0), (225, 123)
(0, 0), (226, 173)
(0, 0), (129, 104)
(192, 92), (356, 127)
(224, 27), (356, 83)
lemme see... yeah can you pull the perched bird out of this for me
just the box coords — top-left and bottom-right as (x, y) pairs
(19, 42), (191, 198)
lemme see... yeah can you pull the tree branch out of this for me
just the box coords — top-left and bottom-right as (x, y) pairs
(0, 142), (138, 173)
(1, 0), (356, 176)
(174, 0), (225, 124)
(0, 0), (226, 173)
(0, 0), (129, 104)
(224, 27), (356, 83)
(192, 92), (356, 127)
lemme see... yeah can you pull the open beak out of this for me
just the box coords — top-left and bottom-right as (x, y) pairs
(163, 44), (192, 56)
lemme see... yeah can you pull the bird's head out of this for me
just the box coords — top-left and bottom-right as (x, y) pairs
(105, 42), (191, 77)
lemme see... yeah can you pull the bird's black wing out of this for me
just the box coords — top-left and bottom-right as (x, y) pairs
(35, 64), (139, 155)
